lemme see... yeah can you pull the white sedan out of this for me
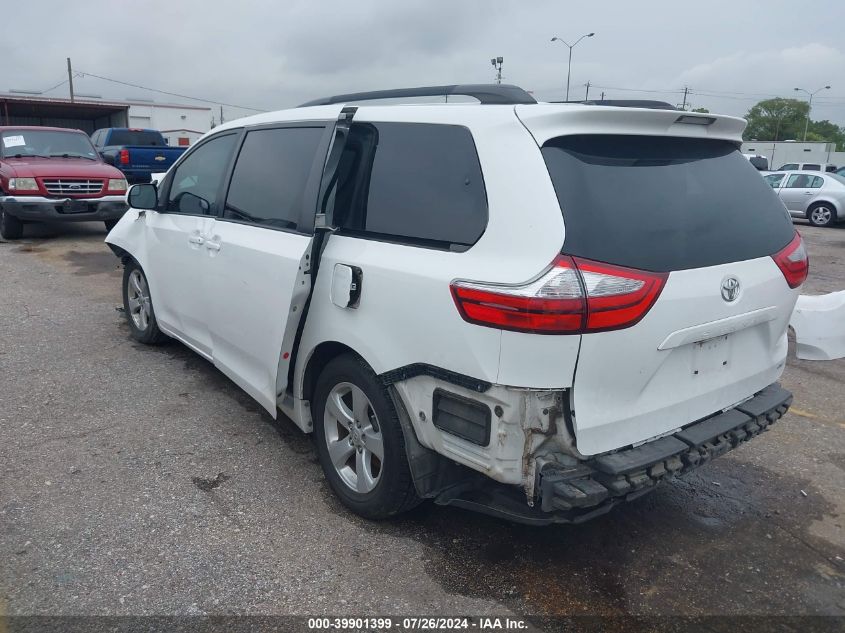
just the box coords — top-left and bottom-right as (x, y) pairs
(764, 171), (845, 227)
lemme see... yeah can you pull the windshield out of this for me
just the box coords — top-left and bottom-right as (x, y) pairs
(105, 130), (165, 146)
(541, 135), (795, 272)
(1, 129), (98, 159)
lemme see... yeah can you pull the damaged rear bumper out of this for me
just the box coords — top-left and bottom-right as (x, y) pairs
(435, 383), (792, 525)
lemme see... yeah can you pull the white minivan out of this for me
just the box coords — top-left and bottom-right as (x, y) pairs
(107, 84), (806, 524)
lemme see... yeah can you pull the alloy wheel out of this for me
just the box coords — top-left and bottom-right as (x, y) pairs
(811, 206), (833, 226)
(126, 269), (152, 331)
(323, 382), (384, 493)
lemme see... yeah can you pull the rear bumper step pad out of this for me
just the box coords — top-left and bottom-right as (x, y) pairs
(540, 383), (792, 513)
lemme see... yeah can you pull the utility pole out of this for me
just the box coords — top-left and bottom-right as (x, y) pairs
(67, 57), (75, 102)
(490, 57), (503, 85)
(584, 81), (591, 100)
(220, 105), (224, 125)
(681, 86), (689, 111)
(600, 91), (605, 100)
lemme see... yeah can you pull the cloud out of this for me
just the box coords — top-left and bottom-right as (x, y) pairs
(1, 0), (844, 124)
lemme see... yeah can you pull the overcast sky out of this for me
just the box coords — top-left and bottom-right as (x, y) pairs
(4, 0), (845, 126)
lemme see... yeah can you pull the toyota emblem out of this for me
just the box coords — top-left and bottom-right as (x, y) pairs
(721, 277), (740, 302)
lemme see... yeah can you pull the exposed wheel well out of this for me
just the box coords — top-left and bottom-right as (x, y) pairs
(301, 341), (364, 403)
(106, 243), (133, 264)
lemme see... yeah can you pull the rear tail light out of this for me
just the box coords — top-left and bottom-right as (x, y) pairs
(576, 259), (669, 331)
(772, 231), (809, 289)
(450, 256), (668, 335)
(119, 149), (130, 165)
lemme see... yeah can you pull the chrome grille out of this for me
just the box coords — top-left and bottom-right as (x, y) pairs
(41, 179), (104, 195)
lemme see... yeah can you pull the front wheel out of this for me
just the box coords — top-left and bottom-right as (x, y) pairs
(122, 260), (168, 345)
(808, 203), (836, 227)
(312, 354), (420, 519)
(0, 210), (23, 240)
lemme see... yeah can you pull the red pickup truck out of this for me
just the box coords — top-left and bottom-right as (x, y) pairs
(0, 126), (129, 239)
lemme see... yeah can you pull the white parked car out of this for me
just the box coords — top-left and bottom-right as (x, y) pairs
(106, 84), (805, 524)
(776, 162), (837, 173)
(764, 170), (845, 227)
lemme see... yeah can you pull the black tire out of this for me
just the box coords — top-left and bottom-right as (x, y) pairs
(0, 210), (23, 240)
(312, 354), (420, 519)
(807, 203), (837, 227)
(104, 219), (119, 232)
(122, 260), (168, 345)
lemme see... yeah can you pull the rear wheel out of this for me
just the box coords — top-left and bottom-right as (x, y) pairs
(808, 203), (836, 227)
(122, 260), (168, 345)
(313, 354), (419, 519)
(0, 210), (23, 240)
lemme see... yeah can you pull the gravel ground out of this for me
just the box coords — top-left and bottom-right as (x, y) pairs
(0, 220), (843, 620)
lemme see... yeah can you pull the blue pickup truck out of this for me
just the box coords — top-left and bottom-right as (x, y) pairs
(91, 128), (186, 184)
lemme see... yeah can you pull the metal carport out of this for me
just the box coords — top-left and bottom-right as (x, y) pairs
(0, 95), (129, 134)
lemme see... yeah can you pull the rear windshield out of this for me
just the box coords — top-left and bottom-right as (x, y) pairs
(106, 130), (165, 146)
(541, 135), (795, 272)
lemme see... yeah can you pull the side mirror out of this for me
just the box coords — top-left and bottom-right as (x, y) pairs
(128, 183), (158, 210)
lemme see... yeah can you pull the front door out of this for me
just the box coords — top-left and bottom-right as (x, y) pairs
(144, 132), (239, 357)
(202, 124), (334, 415)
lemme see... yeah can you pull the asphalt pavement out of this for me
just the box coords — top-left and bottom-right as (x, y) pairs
(1, 220), (843, 620)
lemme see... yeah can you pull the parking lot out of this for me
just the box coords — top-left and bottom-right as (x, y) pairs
(1, 221), (843, 618)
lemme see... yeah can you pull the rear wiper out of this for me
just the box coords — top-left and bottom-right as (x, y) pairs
(50, 153), (97, 160)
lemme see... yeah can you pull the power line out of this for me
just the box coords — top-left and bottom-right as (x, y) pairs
(41, 78), (68, 94)
(75, 70), (267, 112)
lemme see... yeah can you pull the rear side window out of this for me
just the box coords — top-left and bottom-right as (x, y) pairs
(224, 127), (324, 231)
(333, 122), (487, 248)
(802, 164), (821, 171)
(785, 173), (820, 188)
(541, 135), (795, 272)
(780, 163), (798, 170)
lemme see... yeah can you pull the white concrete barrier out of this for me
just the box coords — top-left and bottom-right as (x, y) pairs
(790, 291), (845, 361)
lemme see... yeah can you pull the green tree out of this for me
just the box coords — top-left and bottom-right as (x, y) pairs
(691, 107), (710, 113)
(806, 119), (845, 150)
(743, 98), (808, 141)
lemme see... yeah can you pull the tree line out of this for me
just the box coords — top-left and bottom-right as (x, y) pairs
(743, 98), (845, 150)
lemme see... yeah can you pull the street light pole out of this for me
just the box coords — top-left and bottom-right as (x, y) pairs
(794, 85), (830, 142)
(490, 57), (503, 85)
(551, 32), (594, 101)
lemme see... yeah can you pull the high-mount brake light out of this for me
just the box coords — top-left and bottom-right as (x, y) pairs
(772, 232), (809, 289)
(450, 256), (668, 335)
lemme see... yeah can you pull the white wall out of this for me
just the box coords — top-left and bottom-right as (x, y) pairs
(741, 141), (842, 169)
(126, 102), (212, 146)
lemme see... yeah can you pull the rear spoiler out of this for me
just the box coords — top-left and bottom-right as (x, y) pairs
(515, 104), (746, 146)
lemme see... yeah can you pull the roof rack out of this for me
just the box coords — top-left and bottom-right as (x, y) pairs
(298, 84), (537, 107)
(558, 99), (677, 110)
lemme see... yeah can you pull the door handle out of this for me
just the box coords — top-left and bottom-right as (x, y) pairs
(188, 235), (205, 245)
(205, 240), (221, 252)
